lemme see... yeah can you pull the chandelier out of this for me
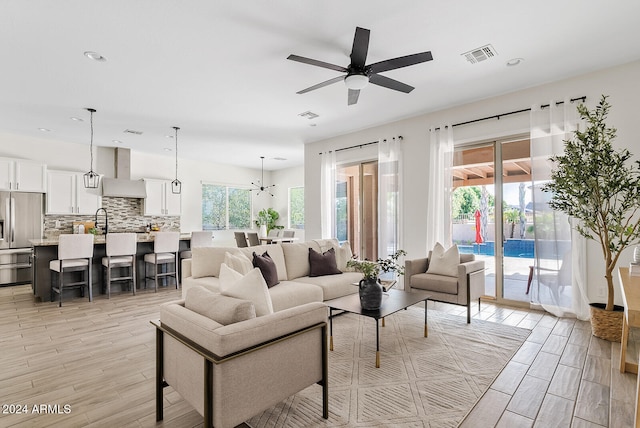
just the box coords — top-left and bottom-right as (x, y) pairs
(251, 156), (275, 196)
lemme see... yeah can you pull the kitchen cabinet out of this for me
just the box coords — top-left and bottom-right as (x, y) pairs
(143, 179), (181, 216)
(46, 170), (101, 215)
(0, 157), (47, 192)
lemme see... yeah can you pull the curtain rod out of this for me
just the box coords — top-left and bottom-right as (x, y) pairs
(318, 136), (403, 155)
(431, 96), (586, 132)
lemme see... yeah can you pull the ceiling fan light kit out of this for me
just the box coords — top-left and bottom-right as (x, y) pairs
(288, 26), (433, 105)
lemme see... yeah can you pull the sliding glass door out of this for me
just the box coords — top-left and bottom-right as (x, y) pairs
(452, 138), (533, 306)
(336, 161), (378, 261)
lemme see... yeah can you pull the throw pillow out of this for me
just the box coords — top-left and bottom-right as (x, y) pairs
(219, 264), (274, 316)
(252, 251), (280, 288)
(185, 286), (256, 325)
(336, 241), (353, 272)
(308, 247), (342, 277)
(224, 251), (253, 275)
(426, 242), (460, 277)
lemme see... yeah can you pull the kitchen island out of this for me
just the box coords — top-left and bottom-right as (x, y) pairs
(30, 233), (191, 302)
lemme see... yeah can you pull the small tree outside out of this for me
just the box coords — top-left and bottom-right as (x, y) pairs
(542, 95), (640, 312)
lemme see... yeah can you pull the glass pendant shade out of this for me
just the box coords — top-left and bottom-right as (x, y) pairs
(171, 178), (182, 194)
(84, 170), (99, 189)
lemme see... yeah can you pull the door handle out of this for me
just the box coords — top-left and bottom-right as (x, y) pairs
(11, 197), (15, 242)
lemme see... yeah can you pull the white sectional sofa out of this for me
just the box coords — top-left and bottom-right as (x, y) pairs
(181, 239), (361, 312)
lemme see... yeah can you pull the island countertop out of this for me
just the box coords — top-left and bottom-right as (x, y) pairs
(29, 232), (192, 247)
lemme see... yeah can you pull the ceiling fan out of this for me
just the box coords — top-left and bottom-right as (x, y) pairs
(287, 26), (433, 105)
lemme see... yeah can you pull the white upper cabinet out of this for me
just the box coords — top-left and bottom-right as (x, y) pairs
(46, 170), (101, 215)
(0, 158), (47, 192)
(143, 179), (181, 216)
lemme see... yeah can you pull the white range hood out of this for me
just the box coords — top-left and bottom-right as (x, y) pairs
(101, 148), (147, 198)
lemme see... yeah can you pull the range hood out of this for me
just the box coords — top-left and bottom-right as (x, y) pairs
(101, 148), (147, 198)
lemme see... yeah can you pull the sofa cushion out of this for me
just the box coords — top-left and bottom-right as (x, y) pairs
(426, 243), (459, 277)
(191, 247), (238, 279)
(410, 272), (459, 294)
(239, 244), (288, 281)
(294, 272), (362, 301)
(185, 285), (256, 325)
(281, 241), (321, 280)
(252, 251), (280, 288)
(309, 247), (342, 277)
(267, 281), (324, 312)
(224, 251), (253, 275)
(219, 264), (274, 316)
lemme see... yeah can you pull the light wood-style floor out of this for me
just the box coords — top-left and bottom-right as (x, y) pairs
(0, 285), (636, 427)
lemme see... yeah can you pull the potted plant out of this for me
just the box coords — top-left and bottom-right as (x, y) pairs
(542, 95), (640, 341)
(254, 208), (284, 237)
(347, 250), (406, 310)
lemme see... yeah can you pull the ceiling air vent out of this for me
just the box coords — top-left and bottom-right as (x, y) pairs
(298, 111), (319, 120)
(123, 129), (143, 135)
(462, 44), (498, 64)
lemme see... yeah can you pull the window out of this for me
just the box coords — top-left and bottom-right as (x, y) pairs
(202, 184), (251, 230)
(289, 187), (304, 229)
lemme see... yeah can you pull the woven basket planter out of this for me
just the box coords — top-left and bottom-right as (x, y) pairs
(590, 303), (624, 342)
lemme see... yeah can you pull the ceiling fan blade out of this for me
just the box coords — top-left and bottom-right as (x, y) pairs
(296, 75), (344, 94)
(369, 74), (414, 93)
(348, 89), (360, 105)
(368, 51), (433, 74)
(287, 54), (348, 72)
(350, 27), (370, 69)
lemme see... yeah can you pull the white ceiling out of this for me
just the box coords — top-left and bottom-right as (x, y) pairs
(2, 1), (640, 171)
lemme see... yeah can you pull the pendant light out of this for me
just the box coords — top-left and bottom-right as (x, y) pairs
(171, 126), (181, 194)
(251, 156), (275, 196)
(83, 108), (99, 188)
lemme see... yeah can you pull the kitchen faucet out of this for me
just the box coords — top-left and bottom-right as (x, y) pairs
(95, 208), (108, 234)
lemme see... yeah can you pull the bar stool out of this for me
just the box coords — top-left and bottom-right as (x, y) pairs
(50, 234), (95, 307)
(144, 231), (180, 291)
(102, 233), (137, 298)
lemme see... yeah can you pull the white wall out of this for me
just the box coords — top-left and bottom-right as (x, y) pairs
(305, 59), (640, 306)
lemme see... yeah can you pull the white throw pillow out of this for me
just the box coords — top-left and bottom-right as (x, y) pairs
(219, 263), (274, 316)
(426, 242), (460, 277)
(336, 241), (353, 272)
(224, 251), (253, 275)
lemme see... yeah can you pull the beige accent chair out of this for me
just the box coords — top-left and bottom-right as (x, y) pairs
(153, 295), (328, 428)
(405, 252), (485, 323)
(102, 232), (137, 298)
(50, 234), (95, 307)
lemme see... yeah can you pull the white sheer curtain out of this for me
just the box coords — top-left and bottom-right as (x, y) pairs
(378, 137), (402, 258)
(320, 150), (336, 239)
(530, 99), (589, 320)
(426, 125), (454, 250)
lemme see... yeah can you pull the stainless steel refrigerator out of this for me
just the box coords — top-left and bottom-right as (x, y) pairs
(0, 192), (43, 285)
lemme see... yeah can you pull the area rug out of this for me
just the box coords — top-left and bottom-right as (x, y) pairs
(246, 306), (530, 428)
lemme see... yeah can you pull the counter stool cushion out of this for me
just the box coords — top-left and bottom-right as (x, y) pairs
(102, 256), (133, 266)
(144, 252), (176, 263)
(50, 259), (90, 270)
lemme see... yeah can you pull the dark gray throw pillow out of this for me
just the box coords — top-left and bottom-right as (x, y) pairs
(252, 251), (279, 288)
(309, 247), (342, 277)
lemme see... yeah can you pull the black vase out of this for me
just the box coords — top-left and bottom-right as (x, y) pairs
(359, 277), (383, 310)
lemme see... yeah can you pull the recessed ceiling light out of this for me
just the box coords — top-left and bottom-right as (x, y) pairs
(165, 135), (174, 139)
(164, 148), (172, 152)
(70, 117), (84, 122)
(273, 157), (287, 161)
(38, 128), (50, 132)
(506, 58), (524, 67)
(84, 51), (107, 62)
(112, 139), (123, 144)
(310, 123), (317, 127)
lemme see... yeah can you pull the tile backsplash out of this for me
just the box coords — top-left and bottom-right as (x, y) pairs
(43, 196), (180, 238)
